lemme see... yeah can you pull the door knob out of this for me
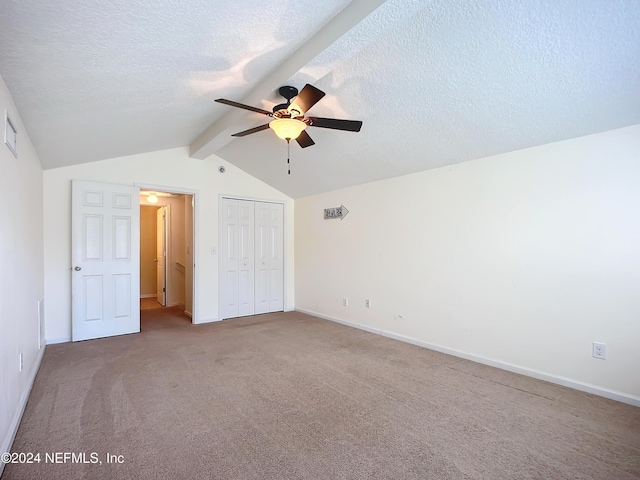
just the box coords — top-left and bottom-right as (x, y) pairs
(154, 258), (158, 263)
(74, 266), (82, 271)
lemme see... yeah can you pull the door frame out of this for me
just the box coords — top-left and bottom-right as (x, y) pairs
(218, 194), (288, 320)
(137, 182), (198, 323)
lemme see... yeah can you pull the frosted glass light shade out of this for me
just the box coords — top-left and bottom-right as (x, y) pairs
(269, 118), (306, 140)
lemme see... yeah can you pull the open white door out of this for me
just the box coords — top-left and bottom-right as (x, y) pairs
(156, 206), (166, 306)
(72, 180), (140, 341)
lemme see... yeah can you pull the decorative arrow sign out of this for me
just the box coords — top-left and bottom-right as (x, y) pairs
(324, 204), (349, 220)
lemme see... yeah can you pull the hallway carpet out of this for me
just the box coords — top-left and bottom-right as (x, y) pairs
(139, 297), (164, 310)
(3, 310), (639, 479)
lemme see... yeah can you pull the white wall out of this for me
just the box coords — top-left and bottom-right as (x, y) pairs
(43, 147), (294, 342)
(295, 124), (640, 404)
(0, 76), (45, 469)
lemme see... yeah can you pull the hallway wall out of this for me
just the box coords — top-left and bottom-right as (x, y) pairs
(140, 206), (157, 296)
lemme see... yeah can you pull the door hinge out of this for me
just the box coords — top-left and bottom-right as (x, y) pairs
(163, 287), (166, 292)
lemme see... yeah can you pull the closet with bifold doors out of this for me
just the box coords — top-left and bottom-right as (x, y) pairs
(220, 197), (284, 319)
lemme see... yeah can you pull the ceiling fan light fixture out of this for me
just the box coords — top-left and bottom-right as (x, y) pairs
(269, 118), (306, 140)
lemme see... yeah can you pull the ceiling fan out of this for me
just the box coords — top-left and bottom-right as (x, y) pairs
(215, 84), (363, 149)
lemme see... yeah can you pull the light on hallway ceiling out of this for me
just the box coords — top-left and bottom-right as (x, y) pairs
(147, 194), (159, 204)
(269, 118), (306, 140)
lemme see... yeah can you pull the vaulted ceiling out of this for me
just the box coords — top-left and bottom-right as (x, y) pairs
(1, 0), (639, 198)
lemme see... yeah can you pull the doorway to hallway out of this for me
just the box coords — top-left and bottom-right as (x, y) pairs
(140, 189), (195, 322)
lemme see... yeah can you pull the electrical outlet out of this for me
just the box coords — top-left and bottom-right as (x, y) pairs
(19, 353), (23, 372)
(343, 297), (348, 307)
(593, 342), (607, 360)
(365, 299), (370, 308)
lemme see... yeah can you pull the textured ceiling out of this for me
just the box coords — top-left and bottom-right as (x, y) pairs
(1, 0), (639, 198)
(0, 0), (351, 167)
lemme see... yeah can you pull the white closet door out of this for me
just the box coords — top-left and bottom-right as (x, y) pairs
(254, 202), (284, 314)
(221, 198), (255, 319)
(237, 200), (255, 316)
(268, 203), (284, 312)
(221, 198), (282, 319)
(254, 202), (271, 314)
(221, 199), (239, 319)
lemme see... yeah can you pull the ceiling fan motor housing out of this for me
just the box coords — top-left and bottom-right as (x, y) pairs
(273, 86), (299, 114)
(278, 86), (298, 101)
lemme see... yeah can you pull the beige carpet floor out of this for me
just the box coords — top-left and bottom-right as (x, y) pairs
(3, 309), (639, 479)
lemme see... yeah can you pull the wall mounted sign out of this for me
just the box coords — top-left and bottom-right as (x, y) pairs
(4, 110), (17, 158)
(324, 204), (349, 220)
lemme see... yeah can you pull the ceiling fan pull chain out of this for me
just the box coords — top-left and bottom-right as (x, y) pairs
(287, 139), (291, 175)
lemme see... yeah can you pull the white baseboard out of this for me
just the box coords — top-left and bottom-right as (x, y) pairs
(184, 310), (192, 318)
(295, 308), (640, 408)
(1, 344), (46, 476)
(193, 317), (220, 325)
(46, 336), (70, 345)
(140, 294), (157, 299)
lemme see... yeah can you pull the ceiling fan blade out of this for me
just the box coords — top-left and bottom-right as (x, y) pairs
(215, 99), (272, 116)
(295, 130), (315, 148)
(307, 117), (363, 132)
(288, 84), (325, 116)
(231, 124), (271, 137)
